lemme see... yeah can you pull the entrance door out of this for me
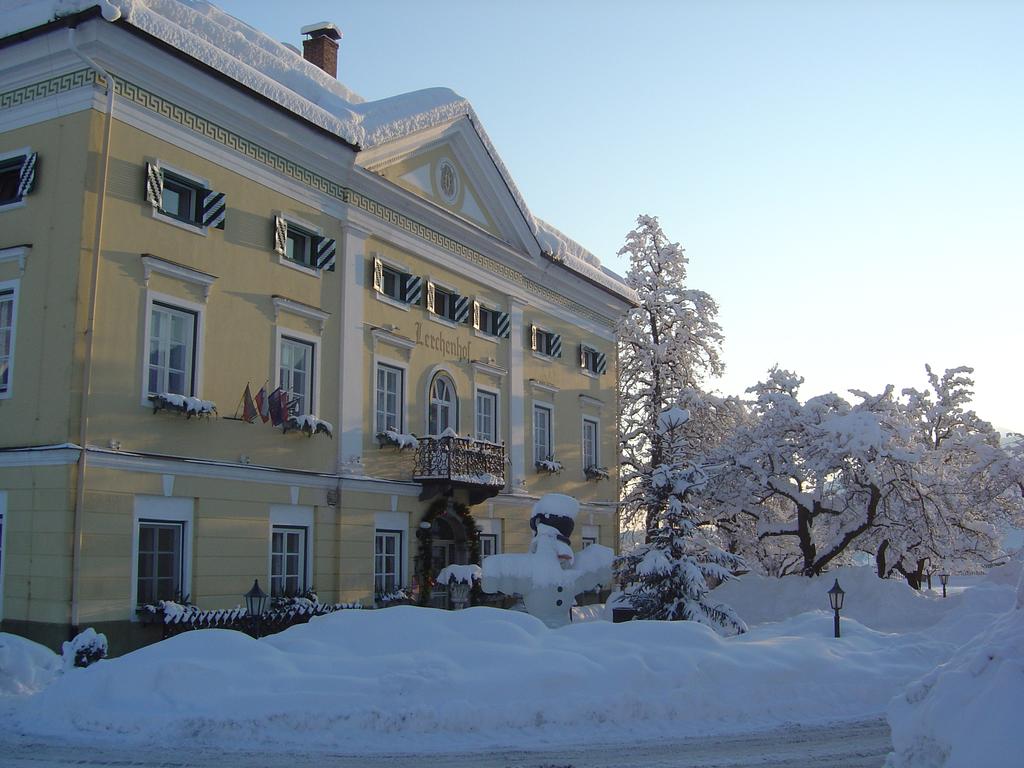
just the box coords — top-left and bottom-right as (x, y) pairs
(430, 539), (453, 608)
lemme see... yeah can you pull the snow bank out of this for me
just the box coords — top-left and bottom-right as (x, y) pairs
(0, 634), (61, 696)
(712, 566), (960, 633)
(885, 562), (1024, 768)
(4, 573), (1015, 756)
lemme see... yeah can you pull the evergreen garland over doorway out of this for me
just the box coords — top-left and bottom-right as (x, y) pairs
(415, 496), (481, 606)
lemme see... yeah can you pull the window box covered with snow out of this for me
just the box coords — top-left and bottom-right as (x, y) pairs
(282, 414), (333, 438)
(535, 457), (563, 474)
(376, 428), (419, 450)
(149, 393), (217, 419)
(584, 465), (610, 481)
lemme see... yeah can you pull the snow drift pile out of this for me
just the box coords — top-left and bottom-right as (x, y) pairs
(0, 566), (1018, 755)
(885, 559), (1024, 768)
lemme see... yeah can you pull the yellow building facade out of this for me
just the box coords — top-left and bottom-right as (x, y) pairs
(0, 6), (635, 653)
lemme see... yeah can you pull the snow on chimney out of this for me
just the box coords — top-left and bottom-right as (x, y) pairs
(301, 22), (342, 78)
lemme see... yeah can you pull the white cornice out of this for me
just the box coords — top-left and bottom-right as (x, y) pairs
(86, 447), (339, 489)
(579, 394), (606, 409)
(141, 254), (217, 300)
(529, 379), (560, 395)
(371, 327), (416, 351)
(0, 245), (31, 276)
(0, 445), (80, 467)
(272, 295), (330, 334)
(471, 360), (508, 378)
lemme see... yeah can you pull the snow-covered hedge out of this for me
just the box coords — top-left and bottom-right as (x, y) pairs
(143, 596), (363, 638)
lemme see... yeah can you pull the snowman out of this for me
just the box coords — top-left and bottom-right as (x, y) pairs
(481, 493), (614, 628)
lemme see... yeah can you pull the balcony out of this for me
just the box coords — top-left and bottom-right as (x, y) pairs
(412, 434), (506, 504)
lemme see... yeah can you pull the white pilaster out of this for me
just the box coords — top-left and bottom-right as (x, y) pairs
(338, 225), (368, 476)
(507, 298), (528, 493)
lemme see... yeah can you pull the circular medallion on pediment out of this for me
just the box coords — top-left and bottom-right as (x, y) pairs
(437, 158), (459, 203)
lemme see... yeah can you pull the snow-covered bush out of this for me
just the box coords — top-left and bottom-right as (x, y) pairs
(61, 628), (107, 669)
(374, 588), (411, 606)
(270, 587), (320, 611)
(436, 564), (482, 586)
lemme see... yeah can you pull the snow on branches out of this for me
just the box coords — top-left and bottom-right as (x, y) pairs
(617, 215), (739, 536)
(706, 365), (1023, 584)
(616, 405), (747, 635)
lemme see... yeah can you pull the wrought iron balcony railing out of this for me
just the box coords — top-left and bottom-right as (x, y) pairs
(412, 434), (506, 493)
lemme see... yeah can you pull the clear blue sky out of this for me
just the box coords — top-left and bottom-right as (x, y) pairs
(214, 0), (1022, 432)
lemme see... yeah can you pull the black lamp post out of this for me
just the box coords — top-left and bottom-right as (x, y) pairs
(244, 579), (268, 638)
(827, 579), (845, 638)
(939, 573), (949, 599)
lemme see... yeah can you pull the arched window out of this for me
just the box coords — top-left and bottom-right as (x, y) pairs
(429, 374), (457, 435)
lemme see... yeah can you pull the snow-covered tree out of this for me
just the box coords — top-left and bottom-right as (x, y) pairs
(617, 215), (734, 538)
(708, 368), (921, 577)
(865, 366), (1024, 585)
(709, 365), (1024, 584)
(616, 407), (747, 634)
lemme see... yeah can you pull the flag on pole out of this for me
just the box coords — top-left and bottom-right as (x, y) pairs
(255, 386), (269, 423)
(241, 384), (258, 423)
(268, 388), (285, 427)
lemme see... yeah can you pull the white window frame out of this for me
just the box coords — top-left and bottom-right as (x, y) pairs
(580, 345), (601, 378)
(278, 335), (315, 417)
(581, 524), (600, 549)
(0, 491), (7, 620)
(151, 161), (209, 236)
(269, 505), (314, 598)
(474, 386), (499, 443)
(374, 529), (404, 596)
(533, 402), (554, 464)
(426, 370), (458, 436)
(130, 496), (194, 617)
(582, 415), (600, 471)
(532, 326), (559, 360)
(374, 255), (413, 311)
(477, 517), (502, 560)
(140, 290), (205, 407)
(0, 146), (31, 212)
(0, 278), (19, 400)
(427, 279), (460, 327)
(474, 302), (502, 344)
(274, 325), (321, 417)
(374, 359), (406, 434)
(277, 212), (322, 277)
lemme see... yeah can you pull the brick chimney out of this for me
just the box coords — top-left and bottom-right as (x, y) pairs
(301, 22), (342, 78)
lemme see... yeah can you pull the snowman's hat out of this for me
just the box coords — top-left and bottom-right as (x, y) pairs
(530, 493), (577, 545)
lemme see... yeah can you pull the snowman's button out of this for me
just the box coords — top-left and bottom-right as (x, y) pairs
(556, 599), (563, 606)
(557, 586), (563, 593)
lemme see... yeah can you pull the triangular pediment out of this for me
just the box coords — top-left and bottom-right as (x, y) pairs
(357, 118), (539, 255)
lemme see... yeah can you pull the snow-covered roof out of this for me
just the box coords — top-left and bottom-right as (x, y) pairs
(2, 0), (636, 302)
